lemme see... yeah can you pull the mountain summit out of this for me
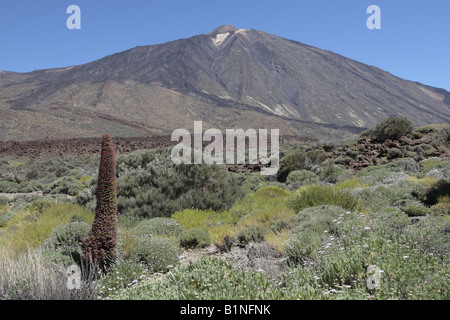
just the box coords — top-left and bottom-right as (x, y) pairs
(208, 24), (239, 35)
(0, 25), (448, 141)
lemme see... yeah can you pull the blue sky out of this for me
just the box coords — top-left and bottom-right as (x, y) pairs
(0, 0), (449, 91)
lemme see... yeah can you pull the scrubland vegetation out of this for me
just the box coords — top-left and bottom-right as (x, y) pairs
(0, 118), (449, 300)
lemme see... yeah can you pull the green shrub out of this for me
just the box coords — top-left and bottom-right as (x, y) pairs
(17, 181), (43, 193)
(286, 185), (363, 213)
(346, 149), (359, 159)
(386, 148), (402, 160)
(399, 137), (411, 145)
(361, 117), (414, 142)
(99, 260), (147, 298)
(385, 158), (419, 173)
(0, 196), (9, 205)
(333, 177), (369, 191)
(255, 181), (289, 191)
(0, 180), (20, 193)
(110, 256), (287, 300)
(118, 149), (241, 219)
(240, 173), (265, 195)
(334, 157), (352, 166)
(357, 166), (397, 184)
(128, 236), (180, 273)
(323, 143), (335, 152)
(133, 218), (183, 238)
(27, 200), (56, 214)
(416, 126), (437, 134)
(46, 220), (91, 250)
(438, 195), (450, 204)
(412, 131), (423, 139)
(403, 203), (429, 217)
(286, 170), (319, 186)
(424, 148), (437, 157)
(319, 163), (352, 183)
(44, 176), (83, 196)
(425, 131), (448, 149)
(40, 249), (79, 268)
(179, 229), (212, 249)
(43, 220), (91, 266)
(278, 149), (325, 182)
(117, 216), (140, 229)
(352, 180), (427, 212)
(286, 205), (365, 263)
(426, 180), (450, 205)
(237, 225), (267, 244)
(77, 148), (242, 219)
(270, 220), (291, 233)
(429, 203), (450, 217)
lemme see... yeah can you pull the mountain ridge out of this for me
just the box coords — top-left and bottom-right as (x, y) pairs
(0, 25), (448, 141)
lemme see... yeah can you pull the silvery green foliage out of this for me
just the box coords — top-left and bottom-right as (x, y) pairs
(76, 147), (241, 219)
(133, 218), (183, 238)
(128, 236), (180, 273)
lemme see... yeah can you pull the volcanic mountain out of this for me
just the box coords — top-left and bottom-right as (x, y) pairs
(0, 25), (449, 141)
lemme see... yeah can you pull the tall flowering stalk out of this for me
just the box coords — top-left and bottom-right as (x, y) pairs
(82, 133), (118, 272)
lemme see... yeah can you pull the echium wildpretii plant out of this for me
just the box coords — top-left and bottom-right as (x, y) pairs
(82, 133), (118, 272)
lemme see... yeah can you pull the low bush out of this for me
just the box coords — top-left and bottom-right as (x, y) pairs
(426, 179), (450, 205)
(286, 170), (319, 186)
(77, 148), (242, 219)
(237, 225), (267, 244)
(361, 117), (413, 142)
(44, 176), (84, 196)
(179, 229), (212, 249)
(98, 260), (147, 299)
(323, 143), (335, 152)
(334, 156), (352, 166)
(286, 185), (363, 213)
(416, 126), (437, 134)
(285, 205), (365, 263)
(278, 149), (325, 182)
(0, 180), (20, 193)
(270, 220), (291, 233)
(352, 180), (427, 212)
(319, 163), (352, 183)
(357, 166), (397, 184)
(386, 148), (403, 160)
(45, 220), (91, 250)
(133, 218), (183, 238)
(110, 256), (287, 300)
(0, 196), (9, 206)
(403, 203), (429, 217)
(412, 131), (423, 139)
(429, 203), (450, 217)
(240, 173), (265, 195)
(333, 177), (369, 191)
(128, 236), (180, 273)
(346, 149), (359, 159)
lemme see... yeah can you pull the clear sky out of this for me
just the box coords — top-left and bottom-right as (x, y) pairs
(0, 0), (449, 91)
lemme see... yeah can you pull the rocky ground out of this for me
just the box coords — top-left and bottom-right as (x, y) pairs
(0, 136), (176, 159)
(321, 131), (449, 172)
(179, 242), (288, 281)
